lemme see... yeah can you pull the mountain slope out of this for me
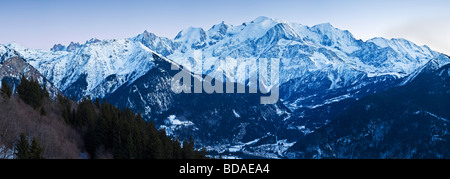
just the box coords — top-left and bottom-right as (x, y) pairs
(161, 16), (440, 130)
(287, 56), (450, 159)
(104, 52), (292, 152)
(6, 40), (157, 100)
(0, 45), (60, 97)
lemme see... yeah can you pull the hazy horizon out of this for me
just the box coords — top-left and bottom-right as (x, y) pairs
(1, 0), (449, 54)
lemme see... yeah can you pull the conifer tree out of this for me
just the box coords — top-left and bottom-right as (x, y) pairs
(182, 138), (192, 159)
(58, 94), (71, 123)
(172, 138), (183, 159)
(17, 75), (42, 109)
(17, 75), (29, 101)
(95, 98), (100, 108)
(147, 120), (163, 159)
(159, 129), (174, 159)
(1, 79), (12, 99)
(42, 85), (50, 99)
(15, 133), (30, 159)
(76, 98), (96, 128)
(68, 98), (208, 159)
(30, 137), (44, 159)
(40, 106), (46, 116)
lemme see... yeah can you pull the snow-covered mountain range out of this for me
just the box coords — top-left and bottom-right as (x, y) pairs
(1, 16), (449, 158)
(4, 16), (441, 103)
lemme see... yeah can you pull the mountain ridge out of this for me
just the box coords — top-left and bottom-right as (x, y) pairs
(1, 16), (448, 158)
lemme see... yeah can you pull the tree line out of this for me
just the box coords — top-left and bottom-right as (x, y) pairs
(58, 96), (207, 159)
(1, 76), (207, 159)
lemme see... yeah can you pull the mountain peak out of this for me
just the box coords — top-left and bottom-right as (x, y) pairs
(50, 41), (82, 52)
(134, 30), (158, 42)
(208, 21), (230, 41)
(249, 16), (286, 26)
(175, 27), (206, 40)
(253, 16), (272, 23)
(66, 42), (81, 52)
(174, 27), (207, 50)
(313, 22), (334, 28)
(6, 42), (25, 50)
(86, 38), (101, 44)
(0, 44), (20, 63)
(51, 44), (66, 52)
(209, 21), (229, 30)
(311, 22), (339, 35)
(139, 30), (157, 37)
(130, 30), (177, 57)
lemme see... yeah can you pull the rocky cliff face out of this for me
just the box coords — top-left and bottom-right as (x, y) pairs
(0, 48), (60, 98)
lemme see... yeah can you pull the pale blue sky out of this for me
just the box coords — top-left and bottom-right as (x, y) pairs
(1, 0), (449, 54)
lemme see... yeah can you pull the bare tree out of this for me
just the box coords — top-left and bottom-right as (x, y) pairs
(0, 94), (84, 159)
